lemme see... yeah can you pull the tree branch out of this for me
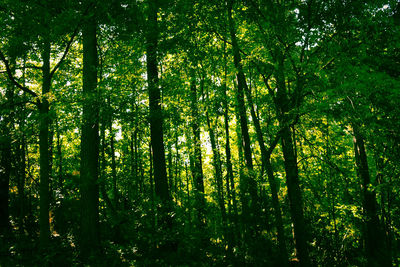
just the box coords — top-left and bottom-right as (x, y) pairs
(0, 49), (38, 98)
(49, 1), (95, 80)
(266, 131), (281, 159)
(49, 27), (79, 79)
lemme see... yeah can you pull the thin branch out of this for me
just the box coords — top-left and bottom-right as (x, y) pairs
(49, 1), (95, 79)
(320, 57), (335, 71)
(0, 49), (38, 98)
(49, 27), (79, 79)
(266, 131), (281, 159)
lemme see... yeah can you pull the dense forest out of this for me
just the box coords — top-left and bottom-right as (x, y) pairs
(0, 0), (399, 266)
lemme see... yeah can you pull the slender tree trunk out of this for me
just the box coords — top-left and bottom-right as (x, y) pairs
(185, 162), (192, 228)
(39, 36), (51, 249)
(17, 64), (27, 233)
(149, 143), (156, 230)
(353, 127), (390, 267)
(0, 59), (14, 235)
(80, 8), (100, 258)
(244, 79), (288, 265)
(167, 137), (174, 199)
(280, 126), (310, 266)
(129, 130), (136, 199)
(270, 49), (311, 266)
(99, 108), (115, 217)
(174, 130), (180, 204)
(203, 81), (228, 240)
(376, 154), (393, 265)
(189, 71), (206, 225)
(48, 118), (54, 204)
(227, 0), (259, 233)
(18, 131), (26, 233)
(221, 41), (239, 246)
(206, 111), (228, 231)
(55, 117), (63, 194)
(0, 138), (11, 235)
(146, 0), (170, 203)
(109, 107), (118, 207)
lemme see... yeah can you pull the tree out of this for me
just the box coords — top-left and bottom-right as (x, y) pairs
(146, 0), (171, 206)
(80, 1), (100, 258)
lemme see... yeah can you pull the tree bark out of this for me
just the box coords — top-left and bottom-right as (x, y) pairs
(353, 126), (390, 267)
(55, 117), (63, 193)
(273, 51), (310, 266)
(0, 59), (14, 235)
(146, 0), (170, 203)
(221, 40), (239, 245)
(227, 0), (259, 230)
(189, 72), (206, 225)
(39, 36), (51, 249)
(80, 7), (100, 258)
(204, 81), (228, 237)
(244, 81), (288, 265)
(108, 100), (118, 207)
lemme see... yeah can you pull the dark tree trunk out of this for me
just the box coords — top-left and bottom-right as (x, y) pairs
(189, 72), (206, 224)
(221, 41), (239, 246)
(353, 127), (390, 267)
(280, 126), (310, 266)
(273, 53), (310, 266)
(80, 8), (100, 258)
(55, 117), (63, 193)
(17, 131), (26, 232)
(0, 61), (14, 235)
(174, 130), (180, 203)
(206, 110), (228, 230)
(39, 36), (51, 249)
(99, 108), (115, 216)
(146, 0), (170, 203)
(0, 136), (11, 235)
(109, 107), (118, 207)
(204, 83), (227, 234)
(244, 82), (288, 265)
(227, 0), (258, 230)
(226, 0), (253, 171)
(167, 136), (174, 199)
(149, 143), (155, 227)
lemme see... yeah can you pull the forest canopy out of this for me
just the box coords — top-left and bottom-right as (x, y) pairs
(1, 0), (400, 266)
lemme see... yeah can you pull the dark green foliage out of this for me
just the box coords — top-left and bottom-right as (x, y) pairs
(1, 0), (400, 266)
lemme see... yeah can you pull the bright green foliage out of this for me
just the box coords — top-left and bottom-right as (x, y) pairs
(0, 0), (400, 266)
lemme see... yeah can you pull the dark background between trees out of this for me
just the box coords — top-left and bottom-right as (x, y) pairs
(1, 0), (400, 266)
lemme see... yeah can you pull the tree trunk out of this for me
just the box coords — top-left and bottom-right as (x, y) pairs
(55, 117), (63, 194)
(80, 8), (100, 258)
(204, 85), (228, 238)
(206, 111), (229, 227)
(273, 52), (310, 266)
(0, 60), (14, 235)
(353, 127), (390, 267)
(244, 78), (288, 265)
(167, 136), (174, 199)
(227, 0), (258, 232)
(17, 132), (26, 233)
(39, 36), (51, 249)
(149, 143), (155, 228)
(146, 0), (170, 203)
(189, 72), (206, 225)
(108, 104), (118, 207)
(174, 129), (180, 204)
(221, 41), (239, 246)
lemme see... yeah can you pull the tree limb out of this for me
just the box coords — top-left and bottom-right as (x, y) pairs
(49, 26), (79, 79)
(0, 49), (38, 98)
